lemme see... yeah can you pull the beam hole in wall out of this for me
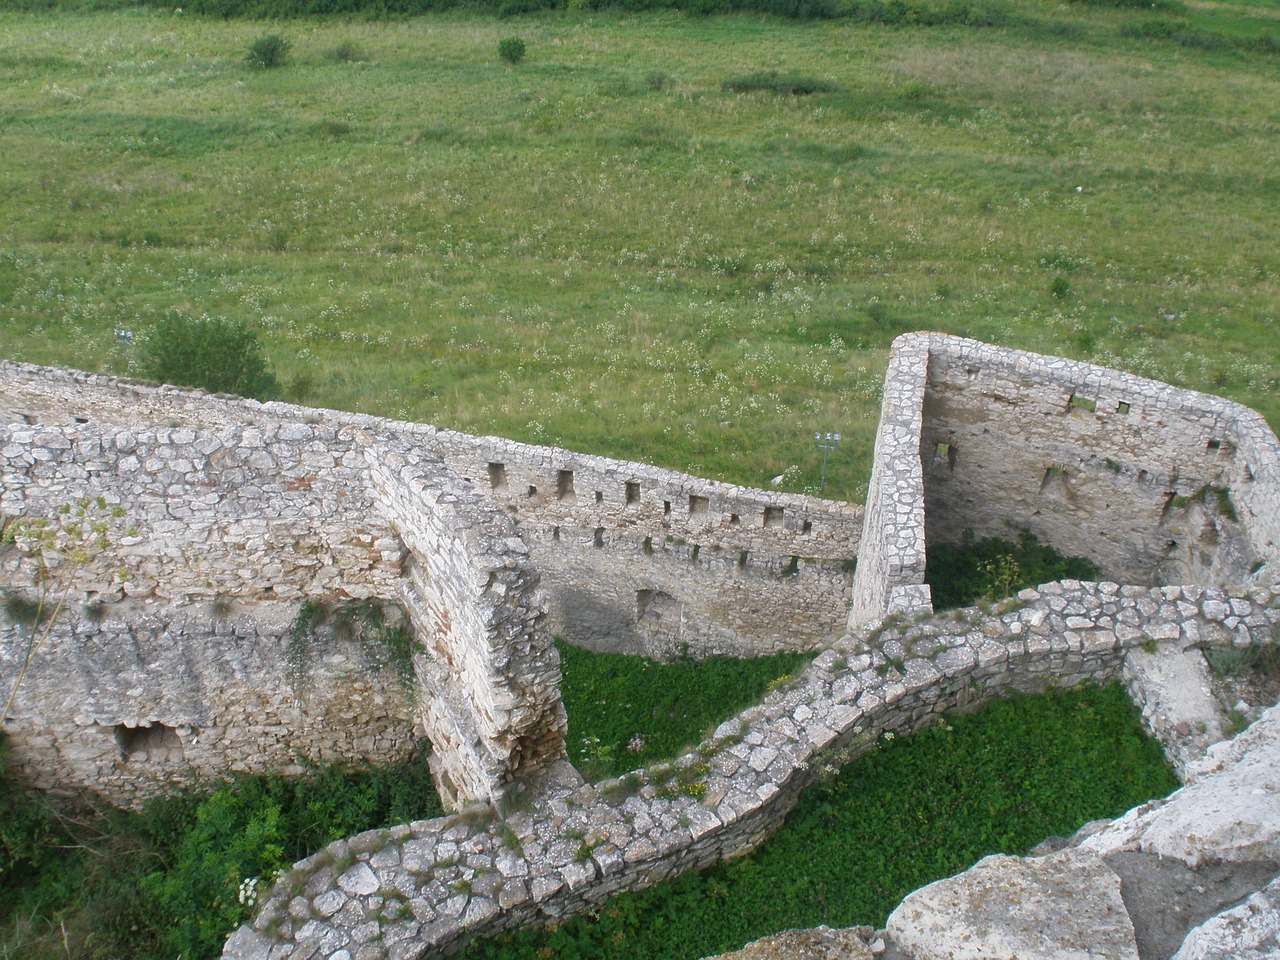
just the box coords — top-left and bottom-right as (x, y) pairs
(689, 495), (709, 518)
(642, 535), (653, 555)
(73, 416), (88, 424)
(663, 500), (671, 517)
(636, 589), (682, 634)
(690, 545), (700, 563)
(487, 463), (508, 494)
(730, 513), (740, 527)
(114, 722), (185, 763)
(1117, 401), (1131, 415)
(1068, 393), (1097, 414)
(933, 441), (957, 472)
(593, 527), (604, 548)
(552, 526), (560, 541)
(595, 490), (603, 504)
(626, 481), (640, 505)
(527, 485), (537, 498)
(802, 519), (813, 535)
(763, 506), (784, 529)
(557, 470), (575, 501)
(784, 555), (801, 577)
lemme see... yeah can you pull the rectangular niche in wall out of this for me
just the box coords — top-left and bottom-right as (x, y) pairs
(636, 589), (682, 634)
(763, 506), (784, 529)
(488, 463), (508, 494)
(557, 470), (576, 501)
(114, 722), (186, 763)
(689, 494), (709, 519)
(626, 481), (641, 505)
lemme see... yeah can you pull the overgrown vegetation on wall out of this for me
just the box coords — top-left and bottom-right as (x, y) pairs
(0, 740), (443, 960)
(556, 640), (811, 778)
(926, 531), (1100, 610)
(463, 683), (1178, 960)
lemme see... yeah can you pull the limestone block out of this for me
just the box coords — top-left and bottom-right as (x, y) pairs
(886, 848), (1137, 960)
(1170, 873), (1280, 960)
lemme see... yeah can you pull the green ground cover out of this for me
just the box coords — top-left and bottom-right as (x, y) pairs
(463, 682), (1179, 960)
(1, 3), (1278, 502)
(0, 742), (444, 960)
(556, 640), (812, 777)
(926, 530), (1101, 609)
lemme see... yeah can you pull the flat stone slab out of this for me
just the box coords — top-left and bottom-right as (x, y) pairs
(885, 848), (1137, 960)
(702, 925), (875, 960)
(1171, 873), (1280, 960)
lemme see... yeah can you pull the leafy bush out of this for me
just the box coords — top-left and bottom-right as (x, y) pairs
(141, 313), (280, 400)
(462, 684), (1177, 960)
(926, 530), (1099, 610)
(0, 748), (443, 960)
(724, 71), (837, 96)
(246, 34), (291, 69)
(498, 36), (526, 65)
(324, 39), (366, 62)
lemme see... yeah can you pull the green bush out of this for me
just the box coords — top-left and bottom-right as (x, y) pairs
(246, 34), (291, 69)
(498, 36), (526, 65)
(724, 71), (837, 96)
(926, 530), (1099, 610)
(141, 313), (280, 400)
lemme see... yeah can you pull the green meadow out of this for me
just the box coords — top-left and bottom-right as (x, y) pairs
(1, 2), (1278, 502)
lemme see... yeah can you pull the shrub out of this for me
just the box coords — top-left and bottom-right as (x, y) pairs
(141, 313), (280, 400)
(246, 34), (291, 69)
(498, 36), (526, 65)
(724, 71), (837, 96)
(325, 39), (366, 63)
(927, 530), (1098, 610)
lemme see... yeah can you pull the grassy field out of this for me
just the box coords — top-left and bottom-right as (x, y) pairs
(1, 3), (1278, 501)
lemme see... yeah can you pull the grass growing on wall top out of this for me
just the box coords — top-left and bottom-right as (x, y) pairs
(556, 640), (812, 779)
(463, 683), (1179, 960)
(1, 6), (1279, 503)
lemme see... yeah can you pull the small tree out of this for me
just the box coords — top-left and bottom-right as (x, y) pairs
(141, 313), (280, 400)
(498, 36), (527, 64)
(246, 34), (291, 70)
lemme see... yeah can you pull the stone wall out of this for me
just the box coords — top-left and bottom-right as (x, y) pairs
(920, 335), (1277, 586)
(0, 360), (863, 658)
(0, 602), (420, 806)
(223, 582), (1280, 960)
(847, 335), (932, 629)
(0, 415), (565, 809)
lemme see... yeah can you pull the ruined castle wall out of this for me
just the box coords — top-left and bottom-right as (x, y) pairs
(0, 420), (404, 603)
(1, 361), (863, 657)
(0, 412), (567, 808)
(0, 603), (419, 807)
(847, 335), (932, 628)
(364, 439), (567, 808)
(225, 583), (1280, 960)
(920, 336), (1274, 587)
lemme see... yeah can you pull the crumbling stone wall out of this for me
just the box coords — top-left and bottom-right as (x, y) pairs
(0, 603), (420, 806)
(223, 582), (1280, 960)
(920, 336), (1275, 586)
(0, 360), (864, 658)
(848, 334), (1280, 627)
(0, 416), (565, 810)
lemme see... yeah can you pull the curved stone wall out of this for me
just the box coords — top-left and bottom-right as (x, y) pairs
(222, 582), (1280, 960)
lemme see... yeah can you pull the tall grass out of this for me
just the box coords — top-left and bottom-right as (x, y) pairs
(0, 6), (1277, 504)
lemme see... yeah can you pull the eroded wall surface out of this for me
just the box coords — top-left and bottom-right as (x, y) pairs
(1, 361), (863, 658)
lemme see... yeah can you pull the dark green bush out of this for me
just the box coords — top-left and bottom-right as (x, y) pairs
(926, 530), (1099, 610)
(246, 33), (291, 69)
(141, 313), (280, 400)
(498, 36), (527, 64)
(724, 71), (837, 95)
